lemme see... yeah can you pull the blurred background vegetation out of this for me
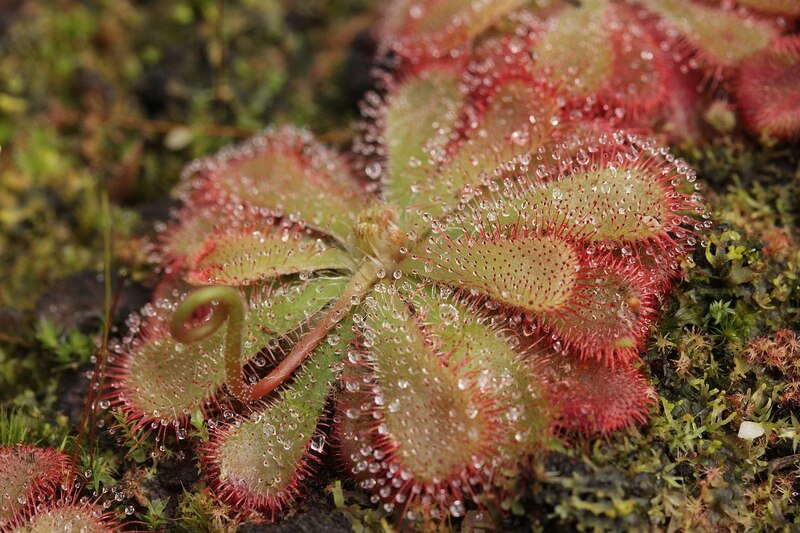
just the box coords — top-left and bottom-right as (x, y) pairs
(0, 0), (374, 311)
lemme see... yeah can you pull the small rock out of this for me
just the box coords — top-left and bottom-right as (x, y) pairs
(737, 421), (765, 440)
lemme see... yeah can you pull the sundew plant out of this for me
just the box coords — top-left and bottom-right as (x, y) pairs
(106, 0), (712, 523)
(2, 0), (799, 530)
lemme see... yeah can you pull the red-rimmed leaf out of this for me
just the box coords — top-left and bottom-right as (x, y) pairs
(737, 0), (800, 16)
(381, 63), (465, 207)
(343, 283), (499, 518)
(643, 0), (776, 70)
(0, 446), (70, 528)
(530, 2), (669, 120)
(397, 75), (561, 227)
(178, 126), (366, 246)
(735, 35), (800, 140)
(533, 0), (614, 99)
(404, 229), (582, 314)
(431, 133), (705, 251)
(537, 258), (658, 364)
(185, 224), (354, 286)
(380, 0), (527, 57)
(3, 492), (119, 533)
(542, 355), (655, 435)
(414, 287), (551, 454)
(200, 323), (351, 520)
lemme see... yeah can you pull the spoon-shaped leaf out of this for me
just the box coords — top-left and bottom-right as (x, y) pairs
(542, 355), (655, 435)
(381, 63), (464, 208)
(539, 259), (656, 364)
(642, 0), (775, 69)
(185, 223), (355, 286)
(396, 78), (561, 228)
(404, 229), (582, 313)
(9, 504), (118, 533)
(381, 0), (527, 56)
(344, 283), (498, 516)
(416, 288), (551, 453)
(178, 126), (366, 246)
(736, 0), (800, 15)
(735, 35), (800, 141)
(533, 0), (613, 97)
(422, 133), (704, 254)
(200, 323), (351, 520)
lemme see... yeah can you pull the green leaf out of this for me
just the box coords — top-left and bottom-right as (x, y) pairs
(641, 0), (775, 68)
(384, 65), (464, 208)
(9, 505), (114, 532)
(404, 231), (581, 313)
(340, 283), (550, 514)
(181, 126), (365, 246)
(404, 221), (655, 362)
(185, 225), (355, 286)
(383, 0), (527, 52)
(416, 288), (551, 452)
(511, 167), (674, 242)
(360, 284), (493, 483)
(533, 0), (612, 97)
(420, 141), (689, 249)
(410, 80), (560, 223)
(736, 0), (800, 15)
(203, 321), (352, 513)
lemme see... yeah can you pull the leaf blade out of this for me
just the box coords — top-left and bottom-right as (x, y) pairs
(186, 225), (355, 286)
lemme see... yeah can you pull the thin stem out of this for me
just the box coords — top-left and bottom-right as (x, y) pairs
(213, 0), (226, 102)
(251, 261), (380, 398)
(73, 192), (120, 477)
(171, 285), (249, 401)
(171, 261), (381, 402)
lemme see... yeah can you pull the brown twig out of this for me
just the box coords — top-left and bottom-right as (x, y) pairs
(49, 105), (256, 139)
(71, 192), (123, 475)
